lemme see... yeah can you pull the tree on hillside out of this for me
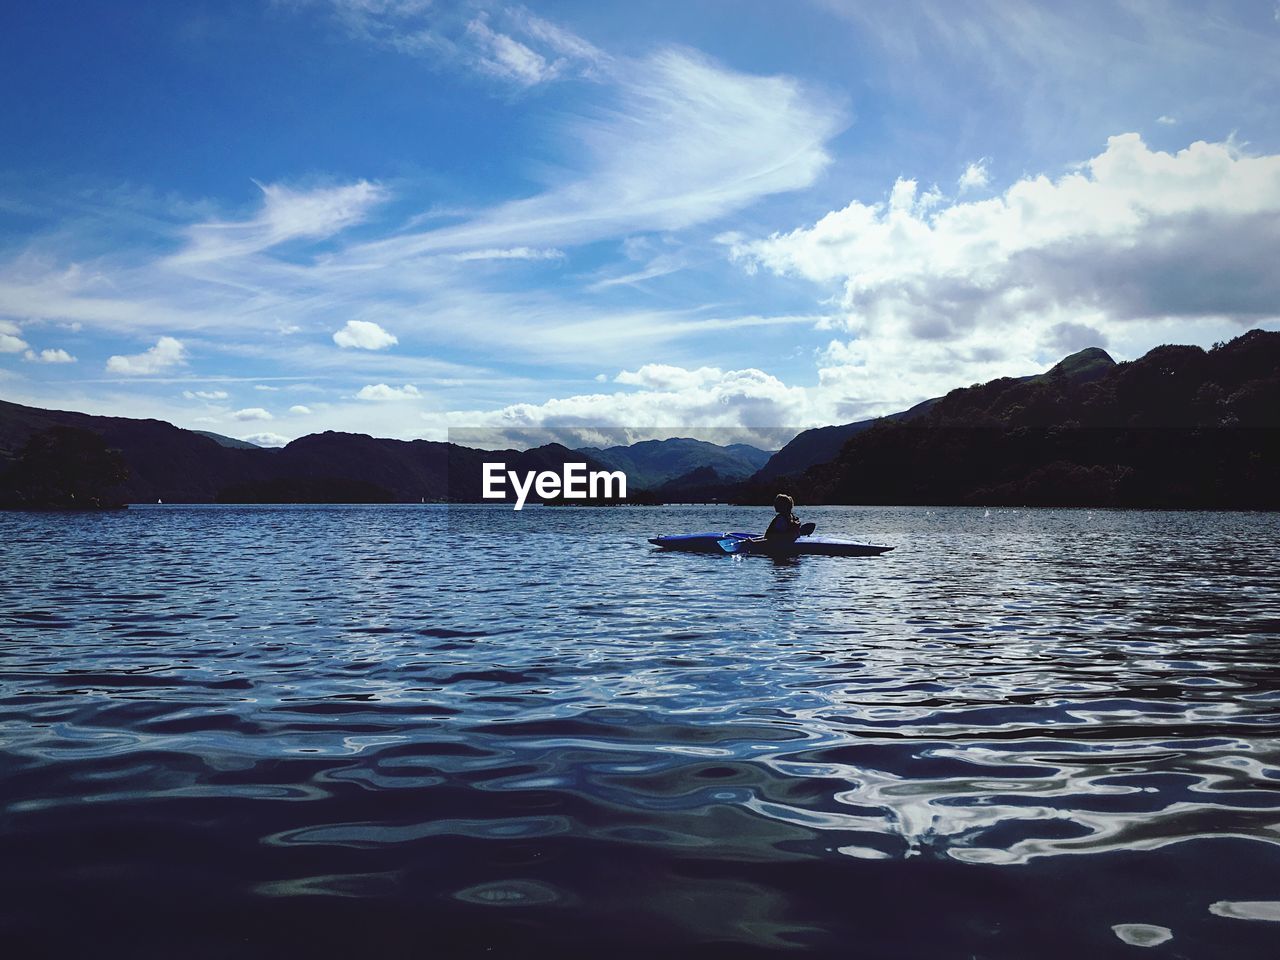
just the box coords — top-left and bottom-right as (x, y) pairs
(0, 426), (129, 509)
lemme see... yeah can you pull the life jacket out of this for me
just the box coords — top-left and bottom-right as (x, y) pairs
(765, 512), (800, 540)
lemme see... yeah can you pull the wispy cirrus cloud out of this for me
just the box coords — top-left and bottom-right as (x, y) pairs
(0, 43), (844, 378)
(169, 180), (387, 266)
(317, 0), (610, 88)
(818, 0), (1280, 148)
(346, 47), (843, 260)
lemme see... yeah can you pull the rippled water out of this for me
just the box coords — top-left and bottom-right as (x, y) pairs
(3, 505), (1279, 957)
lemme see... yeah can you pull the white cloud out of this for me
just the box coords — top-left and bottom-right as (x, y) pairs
(465, 17), (555, 86)
(254, 384), (280, 391)
(0, 48), (844, 378)
(357, 383), (421, 400)
(183, 389), (229, 400)
(232, 407), (273, 421)
(171, 180), (386, 266)
(444, 365), (814, 444)
(614, 364), (727, 391)
(240, 432), (291, 448)
(728, 134), (1280, 392)
(333, 319), (398, 350)
(106, 336), (187, 375)
(447, 246), (565, 262)
(320, 1), (608, 88)
(289, 404), (313, 415)
(348, 48), (843, 260)
(0, 319), (28, 352)
(822, 0), (1280, 160)
(1157, 115), (1178, 125)
(24, 348), (77, 363)
(957, 158), (990, 192)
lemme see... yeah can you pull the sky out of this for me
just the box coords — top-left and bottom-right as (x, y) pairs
(1, 0), (1278, 448)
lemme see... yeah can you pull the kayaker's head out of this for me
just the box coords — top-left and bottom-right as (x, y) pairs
(774, 493), (794, 515)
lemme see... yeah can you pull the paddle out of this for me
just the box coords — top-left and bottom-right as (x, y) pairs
(716, 535), (747, 553)
(717, 521), (816, 554)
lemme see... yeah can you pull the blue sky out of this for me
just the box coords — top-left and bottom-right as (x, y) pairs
(1, 0), (1278, 447)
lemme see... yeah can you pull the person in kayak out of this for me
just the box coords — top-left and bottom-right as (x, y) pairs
(764, 493), (803, 542)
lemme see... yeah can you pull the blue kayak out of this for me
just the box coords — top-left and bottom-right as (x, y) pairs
(649, 531), (893, 557)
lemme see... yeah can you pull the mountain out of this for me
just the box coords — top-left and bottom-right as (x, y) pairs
(4, 331), (1276, 509)
(0, 399), (267, 503)
(785, 331), (1280, 509)
(752, 346), (1117, 484)
(0, 402), (616, 506)
(751, 398), (935, 484)
(191, 430), (262, 450)
(578, 437), (772, 490)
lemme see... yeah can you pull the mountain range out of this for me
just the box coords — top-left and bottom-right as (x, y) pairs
(748, 330), (1279, 509)
(581, 438), (772, 490)
(755, 346), (1117, 483)
(0, 401), (769, 507)
(2, 329), (1276, 509)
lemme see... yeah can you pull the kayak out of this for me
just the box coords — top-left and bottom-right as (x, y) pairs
(648, 531), (893, 557)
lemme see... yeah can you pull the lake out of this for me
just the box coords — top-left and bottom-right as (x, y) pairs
(2, 504), (1279, 957)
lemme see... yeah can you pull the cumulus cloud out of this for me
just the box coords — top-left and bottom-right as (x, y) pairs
(957, 158), (990, 192)
(24, 348), (76, 363)
(1157, 115), (1178, 125)
(183, 389), (229, 400)
(289, 404), (313, 415)
(728, 133), (1280, 396)
(333, 319), (398, 350)
(106, 336), (186, 375)
(614, 364), (727, 391)
(356, 383), (422, 400)
(0, 319), (28, 353)
(240, 432), (291, 448)
(232, 407), (273, 421)
(444, 364), (814, 446)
